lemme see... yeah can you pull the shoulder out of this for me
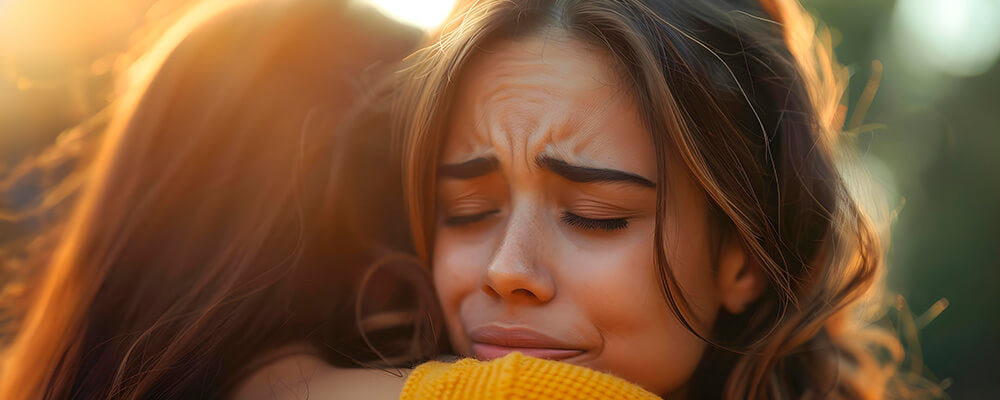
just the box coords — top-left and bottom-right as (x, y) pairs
(230, 350), (411, 400)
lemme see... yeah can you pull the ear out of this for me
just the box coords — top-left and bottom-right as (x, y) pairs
(716, 231), (767, 314)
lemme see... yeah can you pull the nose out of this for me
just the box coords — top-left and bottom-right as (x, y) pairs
(482, 202), (555, 304)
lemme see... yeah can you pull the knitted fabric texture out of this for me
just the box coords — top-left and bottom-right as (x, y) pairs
(399, 352), (661, 400)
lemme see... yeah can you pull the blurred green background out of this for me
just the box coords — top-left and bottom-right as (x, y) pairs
(807, 0), (1000, 398)
(1, 0), (997, 397)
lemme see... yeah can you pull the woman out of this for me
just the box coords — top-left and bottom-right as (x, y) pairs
(389, 0), (908, 398)
(0, 0), (440, 398)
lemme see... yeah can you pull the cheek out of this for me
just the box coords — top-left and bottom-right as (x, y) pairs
(591, 294), (708, 396)
(557, 221), (659, 314)
(432, 231), (490, 354)
(565, 219), (717, 395)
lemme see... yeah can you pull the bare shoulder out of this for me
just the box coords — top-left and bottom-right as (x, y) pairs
(230, 352), (411, 400)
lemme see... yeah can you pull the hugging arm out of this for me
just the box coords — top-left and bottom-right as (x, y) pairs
(232, 352), (659, 400)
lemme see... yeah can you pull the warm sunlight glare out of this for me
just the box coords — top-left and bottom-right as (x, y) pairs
(360, 0), (457, 30)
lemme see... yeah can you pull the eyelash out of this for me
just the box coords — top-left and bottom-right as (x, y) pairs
(442, 209), (629, 232)
(442, 209), (500, 226)
(561, 212), (629, 232)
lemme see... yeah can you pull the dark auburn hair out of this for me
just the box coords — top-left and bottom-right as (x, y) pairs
(394, 0), (905, 398)
(0, 0), (438, 398)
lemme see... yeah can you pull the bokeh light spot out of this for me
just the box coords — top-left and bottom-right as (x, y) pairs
(892, 0), (1000, 77)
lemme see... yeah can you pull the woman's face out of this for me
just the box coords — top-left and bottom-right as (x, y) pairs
(432, 34), (740, 395)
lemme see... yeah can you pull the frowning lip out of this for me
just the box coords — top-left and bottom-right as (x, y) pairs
(469, 325), (585, 361)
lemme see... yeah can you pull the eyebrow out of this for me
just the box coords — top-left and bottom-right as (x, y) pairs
(536, 155), (656, 188)
(437, 154), (655, 188)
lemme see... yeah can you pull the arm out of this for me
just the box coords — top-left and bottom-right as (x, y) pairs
(230, 354), (410, 400)
(233, 352), (659, 400)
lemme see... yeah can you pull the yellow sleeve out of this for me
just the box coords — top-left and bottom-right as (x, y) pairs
(399, 352), (660, 400)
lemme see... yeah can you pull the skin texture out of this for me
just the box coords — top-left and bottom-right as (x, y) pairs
(232, 351), (410, 400)
(433, 32), (764, 396)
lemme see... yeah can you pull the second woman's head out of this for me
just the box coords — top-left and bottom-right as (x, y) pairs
(396, 0), (885, 398)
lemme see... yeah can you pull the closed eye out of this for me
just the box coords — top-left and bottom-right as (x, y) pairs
(561, 212), (629, 231)
(442, 209), (500, 227)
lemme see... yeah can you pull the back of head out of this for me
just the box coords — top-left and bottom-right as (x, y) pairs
(0, 0), (421, 398)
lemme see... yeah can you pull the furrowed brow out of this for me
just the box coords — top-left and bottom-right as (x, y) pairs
(536, 155), (655, 188)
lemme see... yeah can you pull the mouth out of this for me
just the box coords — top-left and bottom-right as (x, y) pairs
(469, 325), (586, 361)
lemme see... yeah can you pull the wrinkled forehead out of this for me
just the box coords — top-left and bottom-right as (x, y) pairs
(442, 33), (654, 176)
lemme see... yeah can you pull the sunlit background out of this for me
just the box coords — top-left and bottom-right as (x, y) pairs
(361, 0), (457, 29)
(1, 0), (998, 397)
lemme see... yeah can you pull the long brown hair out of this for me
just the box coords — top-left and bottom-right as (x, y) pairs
(0, 0), (436, 398)
(394, 0), (903, 398)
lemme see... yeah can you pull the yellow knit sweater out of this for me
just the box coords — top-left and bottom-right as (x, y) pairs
(400, 352), (660, 400)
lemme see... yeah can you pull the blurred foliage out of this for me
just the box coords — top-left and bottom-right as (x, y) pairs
(1, 0), (997, 397)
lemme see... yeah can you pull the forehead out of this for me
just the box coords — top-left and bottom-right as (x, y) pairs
(444, 33), (655, 178)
